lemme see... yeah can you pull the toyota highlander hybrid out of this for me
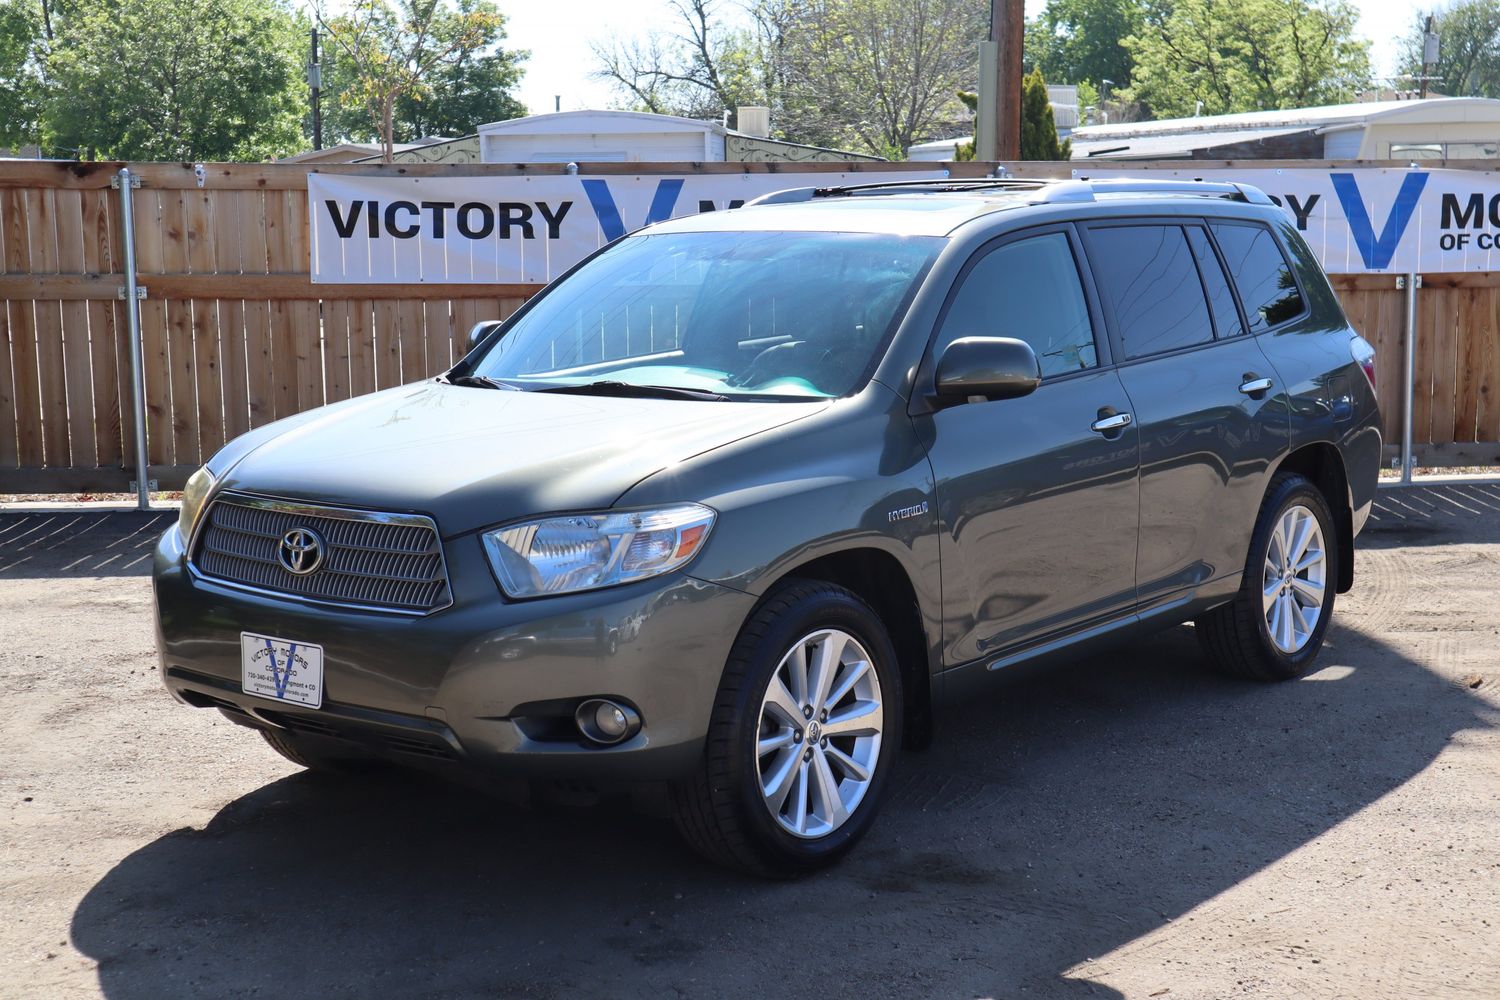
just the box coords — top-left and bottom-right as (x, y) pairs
(153, 177), (1381, 876)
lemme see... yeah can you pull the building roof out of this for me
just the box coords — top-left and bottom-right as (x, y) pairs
(478, 109), (726, 135)
(281, 137), (460, 163)
(476, 109), (879, 160)
(1072, 125), (1318, 160)
(1069, 97), (1500, 144)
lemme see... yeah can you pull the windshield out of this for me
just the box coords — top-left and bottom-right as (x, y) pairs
(469, 231), (941, 400)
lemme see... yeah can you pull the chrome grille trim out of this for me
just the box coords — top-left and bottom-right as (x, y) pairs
(188, 494), (453, 615)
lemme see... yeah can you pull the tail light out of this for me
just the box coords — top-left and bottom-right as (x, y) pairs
(1350, 334), (1376, 396)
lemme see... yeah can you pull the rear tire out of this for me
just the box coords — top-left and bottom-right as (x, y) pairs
(670, 579), (903, 877)
(1197, 472), (1339, 681)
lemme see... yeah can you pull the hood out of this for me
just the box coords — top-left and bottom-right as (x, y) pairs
(215, 382), (825, 536)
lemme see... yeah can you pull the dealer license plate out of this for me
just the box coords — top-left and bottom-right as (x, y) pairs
(241, 632), (324, 708)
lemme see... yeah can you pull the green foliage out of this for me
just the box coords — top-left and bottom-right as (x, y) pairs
(44, 0), (308, 160)
(1123, 0), (1371, 118)
(0, 0), (45, 149)
(322, 0), (525, 144)
(954, 89), (977, 159)
(319, 0), (516, 158)
(1020, 67), (1070, 160)
(1399, 0), (1500, 98)
(1026, 0), (1144, 90)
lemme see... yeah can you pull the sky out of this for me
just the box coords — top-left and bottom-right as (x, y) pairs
(502, 0), (1420, 118)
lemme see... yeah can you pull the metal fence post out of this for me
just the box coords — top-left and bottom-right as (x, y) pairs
(1400, 273), (1419, 485)
(115, 167), (152, 511)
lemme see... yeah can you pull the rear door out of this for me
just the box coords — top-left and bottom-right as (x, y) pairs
(1080, 220), (1291, 616)
(918, 226), (1140, 666)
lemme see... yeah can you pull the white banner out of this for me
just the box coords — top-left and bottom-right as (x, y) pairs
(308, 170), (947, 284)
(1079, 165), (1500, 274)
(309, 166), (1500, 281)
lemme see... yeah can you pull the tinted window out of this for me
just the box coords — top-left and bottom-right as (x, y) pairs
(937, 232), (1096, 378)
(1186, 226), (1244, 338)
(1088, 225), (1214, 360)
(1211, 223), (1305, 332)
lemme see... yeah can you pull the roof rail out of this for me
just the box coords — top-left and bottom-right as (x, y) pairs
(1038, 178), (1275, 205)
(744, 176), (1052, 207)
(743, 175), (1276, 209)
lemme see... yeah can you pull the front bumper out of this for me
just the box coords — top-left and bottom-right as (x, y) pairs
(153, 524), (756, 780)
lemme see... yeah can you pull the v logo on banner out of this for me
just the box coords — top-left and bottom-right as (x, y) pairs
(581, 179), (685, 242)
(1329, 172), (1429, 270)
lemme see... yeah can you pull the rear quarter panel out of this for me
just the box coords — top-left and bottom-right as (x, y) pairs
(1261, 218), (1382, 519)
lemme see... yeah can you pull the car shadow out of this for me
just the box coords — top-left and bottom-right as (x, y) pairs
(1363, 482), (1500, 546)
(70, 617), (1493, 999)
(0, 512), (172, 578)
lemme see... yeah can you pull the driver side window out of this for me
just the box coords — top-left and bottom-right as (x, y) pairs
(936, 232), (1098, 378)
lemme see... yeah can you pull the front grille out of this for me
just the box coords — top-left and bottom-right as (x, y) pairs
(191, 495), (451, 614)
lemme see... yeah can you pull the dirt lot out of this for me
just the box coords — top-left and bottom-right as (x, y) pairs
(3, 485), (1498, 1000)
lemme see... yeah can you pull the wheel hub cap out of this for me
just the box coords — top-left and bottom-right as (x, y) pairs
(1262, 504), (1327, 655)
(755, 628), (883, 839)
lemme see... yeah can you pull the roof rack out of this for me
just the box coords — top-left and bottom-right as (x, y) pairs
(1037, 178), (1275, 205)
(745, 177), (1050, 206)
(745, 175), (1274, 207)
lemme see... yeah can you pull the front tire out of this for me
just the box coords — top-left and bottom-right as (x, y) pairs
(671, 580), (903, 877)
(1197, 472), (1338, 681)
(258, 727), (383, 773)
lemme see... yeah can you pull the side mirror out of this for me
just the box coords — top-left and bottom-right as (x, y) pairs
(465, 320), (505, 355)
(934, 337), (1042, 401)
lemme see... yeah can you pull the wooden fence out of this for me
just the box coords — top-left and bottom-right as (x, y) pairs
(0, 159), (1496, 493)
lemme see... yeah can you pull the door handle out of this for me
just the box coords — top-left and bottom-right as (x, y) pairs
(1090, 411), (1133, 433)
(1239, 375), (1274, 395)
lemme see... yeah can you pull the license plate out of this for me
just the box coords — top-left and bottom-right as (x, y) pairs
(241, 632), (324, 708)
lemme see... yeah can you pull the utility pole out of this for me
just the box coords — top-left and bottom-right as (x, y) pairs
(309, 28), (323, 151)
(1420, 15), (1439, 99)
(985, 0), (1023, 161)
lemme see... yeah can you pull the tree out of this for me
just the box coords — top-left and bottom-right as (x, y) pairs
(1399, 1), (1500, 98)
(318, 0), (511, 160)
(44, 0), (307, 160)
(778, 0), (986, 155)
(0, 0), (45, 150)
(591, 0), (776, 121)
(1021, 68), (1071, 159)
(322, 0), (525, 143)
(593, 0), (983, 156)
(1123, 0), (1371, 118)
(1026, 0), (1145, 90)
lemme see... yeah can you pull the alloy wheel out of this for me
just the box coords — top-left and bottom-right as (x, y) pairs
(755, 628), (883, 839)
(1262, 503), (1327, 654)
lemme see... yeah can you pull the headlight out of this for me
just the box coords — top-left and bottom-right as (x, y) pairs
(482, 504), (716, 598)
(178, 466), (216, 539)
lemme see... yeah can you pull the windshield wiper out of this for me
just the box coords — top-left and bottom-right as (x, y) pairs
(535, 380), (729, 402)
(442, 373), (520, 391)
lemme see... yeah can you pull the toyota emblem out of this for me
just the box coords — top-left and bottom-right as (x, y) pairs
(277, 527), (326, 576)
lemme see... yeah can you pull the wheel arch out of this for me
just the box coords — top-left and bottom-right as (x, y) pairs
(758, 547), (935, 751)
(1273, 442), (1355, 593)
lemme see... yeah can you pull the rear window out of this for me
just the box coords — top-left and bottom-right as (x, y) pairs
(1186, 227), (1244, 338)
(1211, 223), (1306, 332)
(1088, 225), (1215, 360)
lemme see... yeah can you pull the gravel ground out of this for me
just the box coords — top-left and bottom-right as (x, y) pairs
(3, 486), (1498, 1000)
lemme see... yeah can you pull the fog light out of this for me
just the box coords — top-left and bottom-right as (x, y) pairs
(575, 698), (641, 745)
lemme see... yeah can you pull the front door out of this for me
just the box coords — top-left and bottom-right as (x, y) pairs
(917, 227), (1141, 666)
